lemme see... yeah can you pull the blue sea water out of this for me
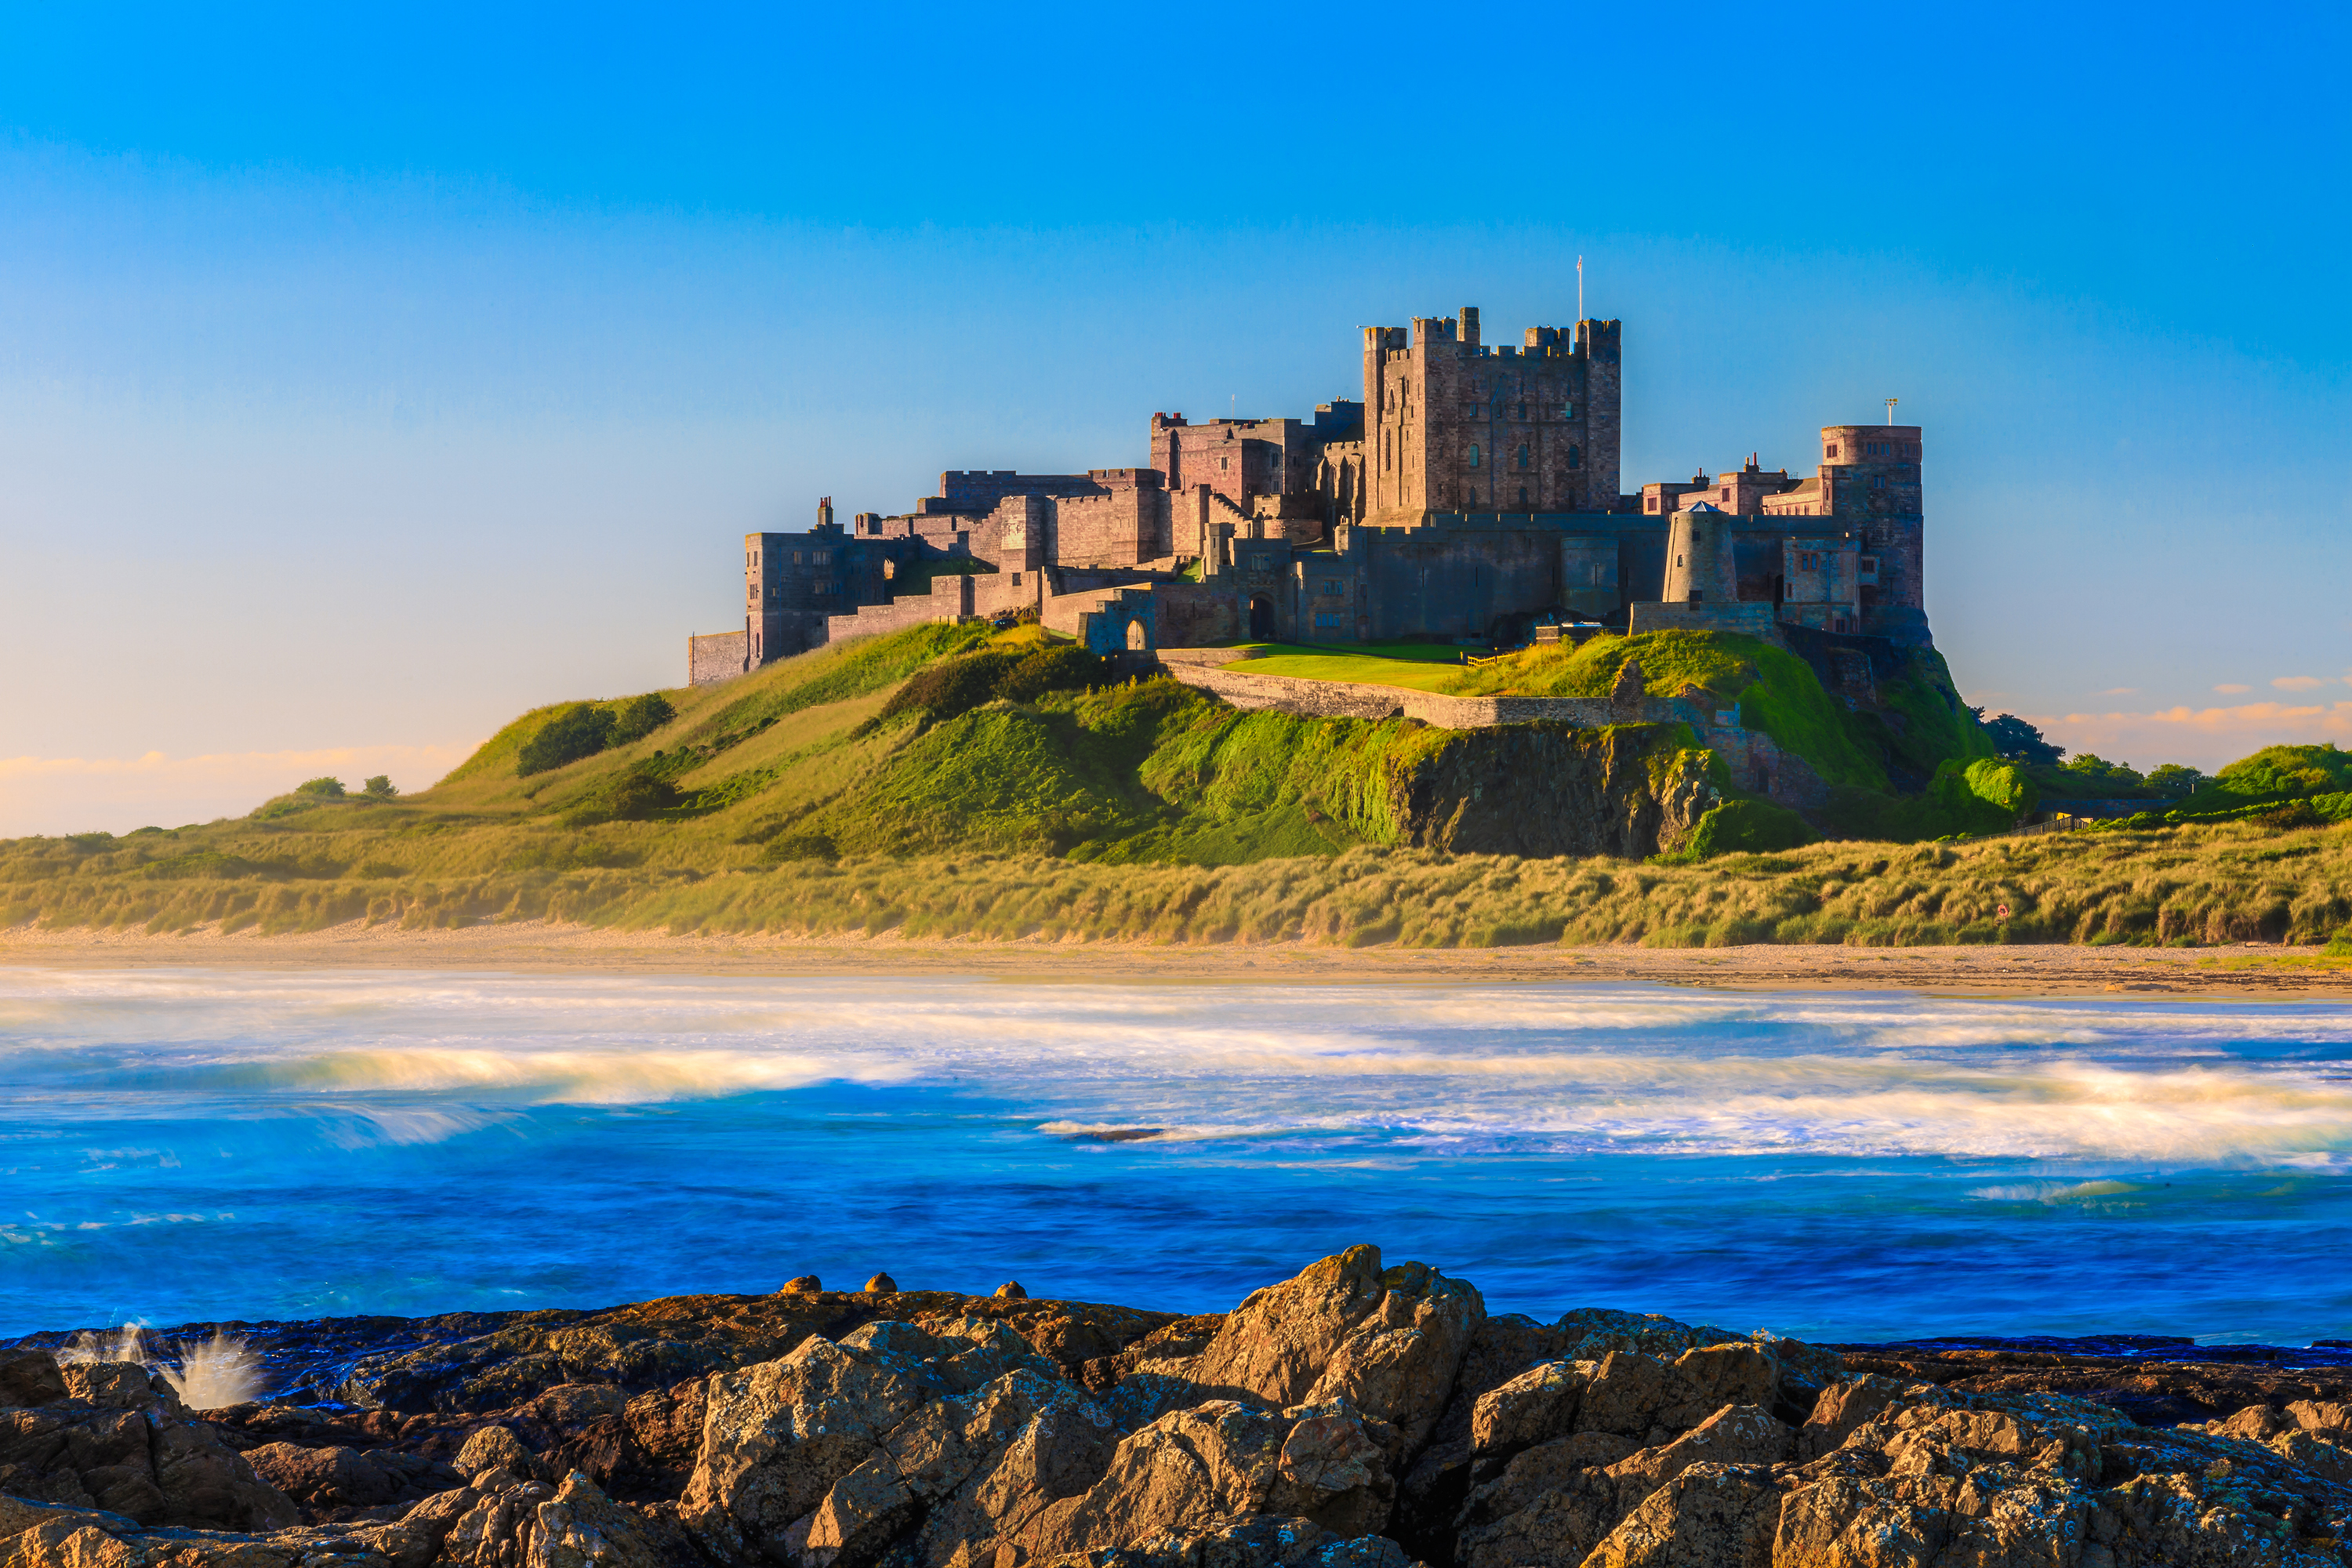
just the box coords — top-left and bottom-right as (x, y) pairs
(4, 966), (2351, 1345)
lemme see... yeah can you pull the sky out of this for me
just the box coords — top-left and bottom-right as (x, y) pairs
(2, 1), (2347, 836)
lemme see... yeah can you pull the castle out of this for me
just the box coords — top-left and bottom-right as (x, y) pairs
(688, 306), (1929, 684)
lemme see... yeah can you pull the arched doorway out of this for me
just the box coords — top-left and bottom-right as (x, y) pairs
(1249, 596), (1276, 641)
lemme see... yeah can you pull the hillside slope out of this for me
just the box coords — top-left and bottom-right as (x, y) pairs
(9, 627), (2350, 948)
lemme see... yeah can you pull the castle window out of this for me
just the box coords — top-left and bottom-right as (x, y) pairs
(1516, 402), (1526, 419)
(1518, 487), (1530, 506)
(1468, 444), (1481, 467)
(1315, 612), (1345, 630)
(1825, 444), (1838, 459)
(1516, 445), (1530, 469)
(1221, 457), (1229, 470)
(1568, 445), (1581, 469)
(1721, 487), (1731, 502)
(813, 550), (830, 564)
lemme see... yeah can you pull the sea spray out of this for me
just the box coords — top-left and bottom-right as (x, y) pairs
(52, 1323), (264, 1408)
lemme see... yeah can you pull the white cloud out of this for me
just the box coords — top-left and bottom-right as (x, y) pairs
(2271, 676), (2326, 691)
(2215, 684), (2252, 694)
(2034, 701), (2352, 772)
(0, 744), (477, 839)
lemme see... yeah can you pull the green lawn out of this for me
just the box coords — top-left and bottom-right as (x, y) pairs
(1232, 641), (1470, 691)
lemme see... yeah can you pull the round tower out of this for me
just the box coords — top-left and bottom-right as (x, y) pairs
(1661, 501), (1738, 605)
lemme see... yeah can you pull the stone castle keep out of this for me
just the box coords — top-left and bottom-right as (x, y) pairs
(688, 306), (1929, 684)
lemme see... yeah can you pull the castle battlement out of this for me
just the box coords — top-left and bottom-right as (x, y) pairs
(690, 300), (1933, 683)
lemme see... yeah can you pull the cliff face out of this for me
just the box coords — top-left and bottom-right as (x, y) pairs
(1384, 724), (1716, 858)
(7, 1248), (2352, 1568)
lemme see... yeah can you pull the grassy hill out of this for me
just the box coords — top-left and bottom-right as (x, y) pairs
(6, 624), (2351, 948)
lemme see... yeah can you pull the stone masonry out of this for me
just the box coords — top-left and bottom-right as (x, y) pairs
(688, 302), (1934, 683)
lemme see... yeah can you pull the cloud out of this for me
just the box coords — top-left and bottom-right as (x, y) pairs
(2092, 687), (2138, 696)
(2032, 701), (2352, 772)
(0, 744), (478, 839)
(2215, 684), (2252, 694)
(2271, 676), (2327, 691)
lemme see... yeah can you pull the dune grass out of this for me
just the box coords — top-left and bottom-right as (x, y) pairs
(11, 811), (2351, 949)
(12, 622), (2352, 950)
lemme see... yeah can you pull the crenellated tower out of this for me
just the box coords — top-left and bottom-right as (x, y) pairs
(1359, 307), (1621, 523)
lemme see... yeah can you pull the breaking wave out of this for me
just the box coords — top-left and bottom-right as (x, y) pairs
(8, 966), (2352, 1341)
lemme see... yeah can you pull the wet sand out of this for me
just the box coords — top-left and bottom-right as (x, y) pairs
(5, 917), (2350, 995)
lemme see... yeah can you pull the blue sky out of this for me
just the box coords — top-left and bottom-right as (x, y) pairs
(2, 0), (2347, 833)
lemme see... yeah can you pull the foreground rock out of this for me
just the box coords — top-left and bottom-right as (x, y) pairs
(7, 1248), (2352, 1568)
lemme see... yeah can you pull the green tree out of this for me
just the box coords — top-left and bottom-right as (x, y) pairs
(361, 775), (399, 800)
(295, 776), (346, 798)
(517, 704), (617, 775)
(610, 692), (677, 745)
(2144, 764), (2209, 799)
(2061, 753), (2144, 789)
(1982, 713), (2063, 765)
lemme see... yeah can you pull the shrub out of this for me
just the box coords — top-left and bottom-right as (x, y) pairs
(605, 767), (681, 821)
(296, 776), (347, 798)
(1679, 800), (1815, 858)
(762, 830), (838, 862)
(361, 775), (398, 800)
(2146, 763), (2209, 799)
(610, 692), (677, 745)
(2212, 744), (2352, 801)
(874, 645), (1112, 728)
(517, 703), (616, 775)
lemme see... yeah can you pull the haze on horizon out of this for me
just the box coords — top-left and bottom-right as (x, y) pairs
(2, 0), (2346, 837)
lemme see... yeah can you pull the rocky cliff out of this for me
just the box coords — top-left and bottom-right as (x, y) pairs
(8, 1247), (2352, 1568)
(1381, 724), (1717, 858)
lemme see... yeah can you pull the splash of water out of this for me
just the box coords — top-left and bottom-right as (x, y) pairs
(53, 1323), (263, 1408)
(160, 1330), (264, 1409)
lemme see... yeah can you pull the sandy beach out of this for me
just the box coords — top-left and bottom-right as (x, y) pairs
(5, 916), (2350, 994)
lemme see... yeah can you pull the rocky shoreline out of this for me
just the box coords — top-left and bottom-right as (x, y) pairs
(8, 1247), (2352, 1567)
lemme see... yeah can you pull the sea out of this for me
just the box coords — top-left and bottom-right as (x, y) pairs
(5, 966), (2351, 1347)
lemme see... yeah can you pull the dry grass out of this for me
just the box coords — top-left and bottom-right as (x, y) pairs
(10, 815), (2350, 949)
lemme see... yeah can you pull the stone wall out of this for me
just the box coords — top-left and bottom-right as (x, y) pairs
(1626, 600), (1779, 637)
(688, 631), (748, 687)
(824, 574), (974, 642)
(1051, 473), (1169, 567)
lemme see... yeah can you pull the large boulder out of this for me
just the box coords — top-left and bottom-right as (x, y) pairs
(0, 1353), (298, 1531)
(681, 1319), (1058, 1564)
(1016, 1399), (1395, 1559)
(1185, 1247), (1483, 1465)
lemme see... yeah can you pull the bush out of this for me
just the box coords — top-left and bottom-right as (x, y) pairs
(1932, 758), (2037, 831)
(761, 829), (838, 862)
(2146, 763), (2209, 799)
(361, 775), (398, 800)
(610, 692), (677, 745)
(2212, 744), (2352, 801)
(296, 777), (346, 798)
(1679, 800), (1816, 858)
(874, 645), (1112, 728)
(517, 703), (617, 775)
(605, 767), (680, 821)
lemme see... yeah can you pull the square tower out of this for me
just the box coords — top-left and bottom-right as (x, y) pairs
(1359, 307), (1621, 524)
